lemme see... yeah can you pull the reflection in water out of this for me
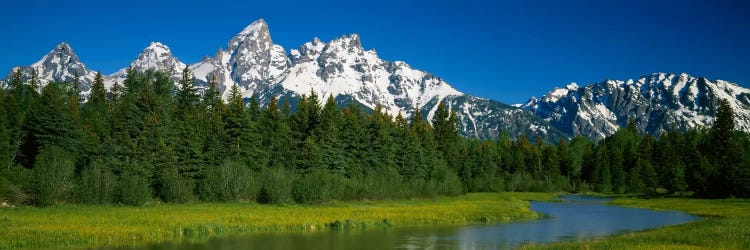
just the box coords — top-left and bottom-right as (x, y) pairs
(115, 195), (699, 250)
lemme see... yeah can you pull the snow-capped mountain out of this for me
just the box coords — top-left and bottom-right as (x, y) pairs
(189, 19), (288, 101)
(3, 42), (97, 94)
(105, 42), (187, 88)
(1, 19), (566, 140)
(524, 72), (750, 139)
(182, 19), (563, 139)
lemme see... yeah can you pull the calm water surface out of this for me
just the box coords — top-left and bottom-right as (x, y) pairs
(121, 195), (699, 250)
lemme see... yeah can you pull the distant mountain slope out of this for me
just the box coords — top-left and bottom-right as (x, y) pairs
(523, 73), (750, 139)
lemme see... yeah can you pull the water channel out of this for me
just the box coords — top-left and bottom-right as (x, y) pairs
(123, 195), (699, 249)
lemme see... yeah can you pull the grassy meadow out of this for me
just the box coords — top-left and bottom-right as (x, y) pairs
(522, 196), (750, 250)
(0, 192), (555, 249)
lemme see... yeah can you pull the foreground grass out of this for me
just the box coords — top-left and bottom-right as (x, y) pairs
(0, 192), (554, 249)
(522, 196), (750, 250)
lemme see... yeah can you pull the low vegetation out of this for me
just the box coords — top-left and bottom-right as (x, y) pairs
(0, 192), (554, 249)
(522, 196), (750, 250)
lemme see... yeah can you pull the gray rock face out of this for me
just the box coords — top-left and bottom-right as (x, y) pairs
(524, 73), (750, 139)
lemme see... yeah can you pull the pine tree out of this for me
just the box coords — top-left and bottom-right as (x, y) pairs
(199, 74), (226, 166)
(109, 81), (125, 104)
(0, 93), (12, 168)
(409, 107), (440, 179)
(339, 104), (368, 176)
(432, 101), (461, 172)
(72, 72), (80, 98)
(247, 96), (261, 122)
(21, 83), (75, 167)
(711, 99), (735, 153)
(175, 67), (198, 119)
(291, 93), (321, 171)
(709, 99), (741, 197)
(225, 83), (244, 146)
(610, 147), (626, 193)
(3, 69), (27, 168)
(29, 69), (40, 96)
(224, 83), (260, 164)
(595, 145), (612, 192)
(365, 105), (397, 173)
(173, 67), (203, 179)
(261, 97), (294, 169)
(10, 68), (23, 91)
(82, 72), (109, 152)
(292, 92), (321, 142)
(315, 96), (346, 173)
(90, 72), (106, 109)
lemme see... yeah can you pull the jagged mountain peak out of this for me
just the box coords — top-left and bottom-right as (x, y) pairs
(32, 42), (83, 69)
(128, 41), (185, 73)
(144, 41), (170, 53)
(188, 18), (288, 100)
(331, 33), (363, 50)
(228, 18), (273, 53)
(3, 42), (97, 94)
(103, 42), (187, 89)
(53, 42), (73, 53)
(236, 18), (268, 38)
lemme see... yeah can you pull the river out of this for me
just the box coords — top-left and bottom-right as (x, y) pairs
(119, 195), (699, 249)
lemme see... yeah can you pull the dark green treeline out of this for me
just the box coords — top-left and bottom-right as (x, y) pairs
(0, 68), (748, 207)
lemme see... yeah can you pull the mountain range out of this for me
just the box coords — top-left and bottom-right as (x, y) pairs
(4, 19), (749, 140)
(523, 72), (750, 139)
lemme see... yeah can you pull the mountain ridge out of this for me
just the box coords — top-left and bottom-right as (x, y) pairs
(523, 72), (750, 139)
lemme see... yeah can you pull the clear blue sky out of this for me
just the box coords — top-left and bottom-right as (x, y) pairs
(2, 0), (749, 104)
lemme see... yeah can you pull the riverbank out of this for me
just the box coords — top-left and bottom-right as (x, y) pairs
(522, 196), (750, 250)
(0, 192), (555, 249)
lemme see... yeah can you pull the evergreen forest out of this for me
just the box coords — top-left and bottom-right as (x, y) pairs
(1, 68), (748, 207)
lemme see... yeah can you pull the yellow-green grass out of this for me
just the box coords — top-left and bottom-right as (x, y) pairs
(0, 192), (555, 249)
(521, 196), (750, 250)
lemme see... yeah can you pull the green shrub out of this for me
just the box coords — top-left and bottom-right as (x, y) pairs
(156, 166), (194, 203)
(32, 146), (76, 206)
(76, 159), (116, 204)
(347, 168), (404, 200)
(430, 165), (465, 195)
(0, 164), (31, 204)
(117, 173), (151, 206)
(292, 169), (347, 204)
(198, 160), (259, 202)
(257, 167), (294, 204)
